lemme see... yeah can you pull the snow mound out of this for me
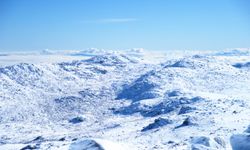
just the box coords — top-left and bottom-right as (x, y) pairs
(165, 57), (209, 69)
(51, 88), (111, 120)
(0, 63), (43, 86)
(85, 54), (138, 66)
(230, 134), (250, 150)
(167, 90), (184, 97)
(116, 55), (217, 102)
(69, 139), (132, 150)
(116, 70), (160, 101)
(191, 136), (226, 150)
(70, 48), (105, 56)
(52, 96), (86, 118)
(58, 61), (109, 79)
(230, 124), (250, 150)
(69, 139), (104, 150)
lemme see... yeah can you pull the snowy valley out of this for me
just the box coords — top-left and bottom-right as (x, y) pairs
(0, 49), (250, 150)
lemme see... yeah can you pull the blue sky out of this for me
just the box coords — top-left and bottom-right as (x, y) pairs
(0, 0), (249, 51)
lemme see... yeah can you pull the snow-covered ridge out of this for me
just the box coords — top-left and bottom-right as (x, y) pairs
(0, 49), (250, 150)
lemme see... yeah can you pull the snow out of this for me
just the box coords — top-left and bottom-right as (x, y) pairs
(0, 49), (250, 150)
(69, 138), (134, 150)
(230, 134), (250, 150)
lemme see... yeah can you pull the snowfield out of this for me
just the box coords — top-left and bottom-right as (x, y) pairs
(0, 49), (250, 150)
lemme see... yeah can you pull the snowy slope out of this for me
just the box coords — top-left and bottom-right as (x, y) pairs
(0, 49), (250, 150)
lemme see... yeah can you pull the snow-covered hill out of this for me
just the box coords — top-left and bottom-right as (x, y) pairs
(0, 49), (250, 150)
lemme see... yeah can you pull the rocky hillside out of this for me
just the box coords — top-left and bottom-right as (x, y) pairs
(0, 49), (250, 150)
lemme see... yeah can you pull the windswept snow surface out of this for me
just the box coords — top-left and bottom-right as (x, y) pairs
(0, 49), (250, 150)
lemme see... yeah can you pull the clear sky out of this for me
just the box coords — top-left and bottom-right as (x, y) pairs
(0, 0), (249, 51)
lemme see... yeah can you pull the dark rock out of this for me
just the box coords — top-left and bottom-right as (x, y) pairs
(141, 117), (172, 132)
(29, 136), (45, 143)
(115, 96), (203, 117)
(113, 103), (142, 115)
(178, 106), (196, 115)
(167, 90), (182, 97)
(108, 107), (116, 111)
(167, 141), (175, 144)
(59, 137), (66, 141)
(175, 117), (195, 129)
(20, 145), (38, 150)
(170, 60), (194, 68)
(69, 116), (85, 124)
(233, 62), (250, 68)
(33, 136), (44, 141)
